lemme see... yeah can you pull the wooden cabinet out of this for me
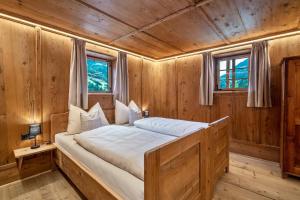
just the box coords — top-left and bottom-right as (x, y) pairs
(281, 57), (300, 177)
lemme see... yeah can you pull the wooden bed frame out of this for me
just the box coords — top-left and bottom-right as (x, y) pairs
(50, 113), (230, 200)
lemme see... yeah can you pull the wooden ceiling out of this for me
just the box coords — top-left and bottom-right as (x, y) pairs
(0, 0), (300, 59)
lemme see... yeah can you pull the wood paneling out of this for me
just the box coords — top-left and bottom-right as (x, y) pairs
(200, 0), (247, 41)
(86, 43), (118, 58)
(1, 0), (299, 58)
(81, 0), (192, 28)
(128, 55), (143, 107)
(159, 60), (178, 118)
(142, 59), (177, 118)
(0, 0), (135, 43)
(139, 34), (300, 162)
(145, 9), (225, 52)
(0, 19), (37, 164)
(0, 18), (148, 185)
(233, 0), (300, 37)
(41, 31), (72, 143)
(177, 55), (211, 122)
(88, 94), (114, 110)
(113, 32), (182, 59)
(0, 115), (8, 165)
(141, 59), (158, 115)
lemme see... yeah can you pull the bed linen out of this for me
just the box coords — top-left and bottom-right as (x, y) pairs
(134, 117), (209, 137)
(74, 125), (176, 180)
(55, 133), (144, 200)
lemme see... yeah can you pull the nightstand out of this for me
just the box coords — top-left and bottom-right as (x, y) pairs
(13, 144), (56, 170)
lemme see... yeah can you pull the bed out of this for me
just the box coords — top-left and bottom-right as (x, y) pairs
(50, 113), (230, 200)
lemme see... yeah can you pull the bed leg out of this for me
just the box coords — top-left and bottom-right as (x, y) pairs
(225, 155), (229, 173)
(225, 166), (229, 173)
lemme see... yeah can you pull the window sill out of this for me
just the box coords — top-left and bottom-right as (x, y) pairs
(214, 90), (248, 94)
(88, 93), (113, 96)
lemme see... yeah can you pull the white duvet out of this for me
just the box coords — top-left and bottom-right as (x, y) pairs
(74, 125), (176, 180)
(134, 117), (209, 137)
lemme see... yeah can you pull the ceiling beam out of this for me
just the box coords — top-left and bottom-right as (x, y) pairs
(75, 0), (184, 52)
(196, 8), (231, 44)
(142, 32), (185, 52)
(109, 0), (214, 45)
(75, 0), (137, 29)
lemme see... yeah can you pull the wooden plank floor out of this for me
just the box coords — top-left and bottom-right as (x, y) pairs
(0, 170), (82, 200)
(213, 153), (300, 200)
(0, 153), (299, 200)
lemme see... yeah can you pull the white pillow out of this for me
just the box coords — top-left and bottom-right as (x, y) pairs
(97, 104), (109, 125)
(129, 108), (142, 126)
(128, 100), (142, 125)
(67, 103), (108, 134)
(128, 100), (140, 112)
(115, 100), (130, 124)
(80, 111), (102, 132)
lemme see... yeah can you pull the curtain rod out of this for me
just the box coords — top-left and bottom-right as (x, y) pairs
(0, 12), (157, 62)
(1, 12), (300, 63)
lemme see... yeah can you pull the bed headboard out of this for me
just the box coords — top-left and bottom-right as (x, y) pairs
(50, 112), (69, 143)
(50, 108), (115, 143)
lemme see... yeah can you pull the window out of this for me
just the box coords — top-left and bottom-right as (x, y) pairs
(87, 54), (112, 93)
(215, 54), (249, 90)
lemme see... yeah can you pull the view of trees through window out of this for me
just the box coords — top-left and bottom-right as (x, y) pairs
(217, 55), (249, 90)
(87, 57), (110, 93)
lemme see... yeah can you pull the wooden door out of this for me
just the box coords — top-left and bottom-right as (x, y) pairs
(284, 59), (300, 176)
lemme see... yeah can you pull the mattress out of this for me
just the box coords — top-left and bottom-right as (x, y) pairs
(55, 132), (144, 200)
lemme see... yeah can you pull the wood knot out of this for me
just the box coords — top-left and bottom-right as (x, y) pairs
(51, 76), (56, 82)
(17, 0), (23, 6)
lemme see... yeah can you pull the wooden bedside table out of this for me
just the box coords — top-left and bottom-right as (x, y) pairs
(14, 144), (56, 170)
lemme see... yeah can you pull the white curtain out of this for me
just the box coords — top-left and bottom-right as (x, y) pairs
(68, 39), (88, 109)
(199, 52), (214, 106)
(113, 52), (129, 105)
(247, 41), (272, 107)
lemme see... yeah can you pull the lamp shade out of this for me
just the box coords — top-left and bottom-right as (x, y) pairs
(29, 123), (41, 137)
(144, 110), (149, 118)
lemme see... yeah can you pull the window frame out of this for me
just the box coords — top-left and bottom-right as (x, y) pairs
(215, 53), (250, 91)
(86, 54), (113, 94)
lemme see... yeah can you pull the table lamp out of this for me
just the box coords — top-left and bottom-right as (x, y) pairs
(29, 123), (41, 149)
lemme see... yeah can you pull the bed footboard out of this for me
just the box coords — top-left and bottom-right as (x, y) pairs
(206, 116), (230, 199)
(144, 116), (230, 200)
(145, 128), (209, 200)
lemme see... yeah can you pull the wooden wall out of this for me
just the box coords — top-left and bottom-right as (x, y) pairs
(141, 34), (300, 162)
(2, 15), (300, 185)
(0, 18), (149, 185)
